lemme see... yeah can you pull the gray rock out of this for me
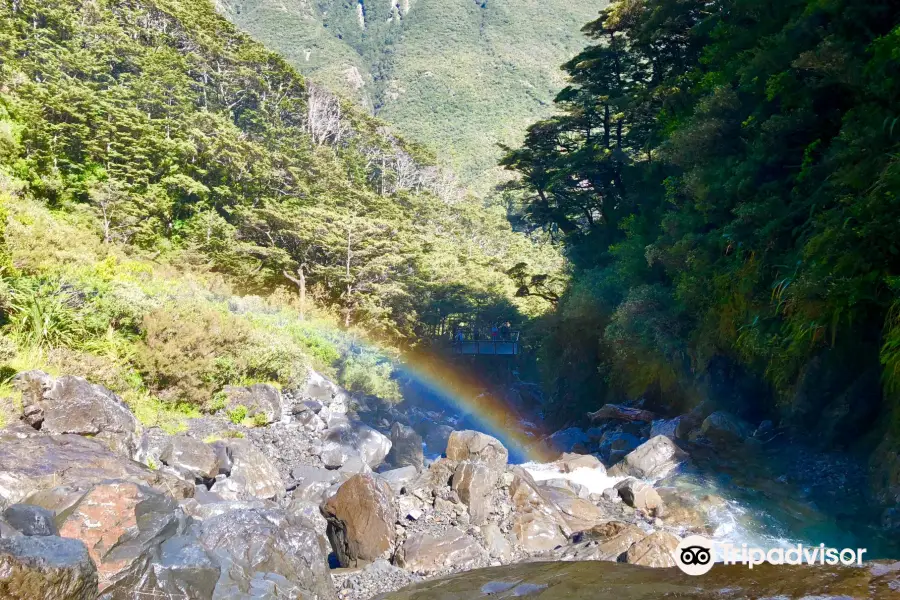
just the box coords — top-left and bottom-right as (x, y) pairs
(378, 465), (418, 495)
(13, 371), (140, 459)
(598, 431), (643, 465)
(649, 418), (681, 440)
(0, 433), (193, 507)
(548, 427), (589, 453)
(160, 436), (218, 481)
(358, 425), (392, 469)
(424, 425), (454, 456)
(129, 534), (219, 600)
(445, 430), (508, 470)
(481, 523), (512, 561)
(614, 478), (663, 515)
(508, 468), (570, 551)
(302, 370), (346, 406)
(209, 441), (232, 476)
(623, 531), (680, 568)
(451, 461), (494, 525)
(0, 517), (21, 538)
(223, 383), (283, 425)
(196, 508), (336, 600)
(539, 478), (591, 500)
(290, 465), (340, 504)
(211, 439), (284, 501)
(394, 528), (488, 575)
(295, 409), (326, 433)
(387, 422), (424, 470)
(608, 435), (688, 480)
(0, 535), (98, 600)
(2, 504), (58, 536)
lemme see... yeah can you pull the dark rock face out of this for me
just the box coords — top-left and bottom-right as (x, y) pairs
(127, 534), (219, 600)
(196, 508), (336, 600)
(223, 383), (284, 425)
(423, 424), (454, 456)
(13, 371), (140, 459)
(699, 411), (754, 446)
(322, 474), (397, 567)
(388, 422), (424, 470)
(380, 560), (900, 600)
(0, 535), (99, 600)
(2, 504), (58, 537)
(0, 433), (193, 507)
(160, 436), (219, 481)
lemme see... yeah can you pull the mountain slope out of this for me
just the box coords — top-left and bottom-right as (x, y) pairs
(216, 0), (606, 192)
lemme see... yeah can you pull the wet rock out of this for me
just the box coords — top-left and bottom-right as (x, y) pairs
(614, 479), (663, 515)
(394, 528), (488, 575)
(445, 430), (508, 470)
(481, 523), (513, 561)
(387, 422), (424, 470)
(548, 428), (589, 453)
(210, 439), (284, 501)
(322, 474), (397, 567)
(0, 433), (193, 506)
(657, 488), (710, 533)
(222, 383), (283, 425)
(2, 504), (58, 536)
(290, 465), (340, 504)
(540, 478), (591, 500)
(52, 481), (179, 592)
(608, 435), (688, 480)
(623, 531), (680, 568)
(13, 372), (139, 459)
(700, 411), (754, 445)
(196, 508), (336, 599)
(159, 436), (218, 482)
(0, 535), (98, 600)
(379, 465), (418, 495)
(451, 461), (494, 525)
(555, 452), (605, 474)
(649, 418), (681, 440)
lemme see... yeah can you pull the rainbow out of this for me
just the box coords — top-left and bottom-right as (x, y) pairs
(395, 348), (558, 464)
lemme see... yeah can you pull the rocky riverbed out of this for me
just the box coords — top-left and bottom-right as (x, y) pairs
(0, 368), (898, 599)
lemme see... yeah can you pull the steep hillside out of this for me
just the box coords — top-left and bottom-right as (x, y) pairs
(215, 0), (606, 192)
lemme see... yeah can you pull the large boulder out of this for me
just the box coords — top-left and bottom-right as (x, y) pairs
(196, 508), (336, 600)
(56, 481), (180, 592)
(450, 461), (493, 525)
(0, 535), (98, 600)
(614, 478), (664, 515)
(394, 529), (488, 575)
(322, 474), (397, 567)
(2, 504), (58, 537)
(320, 424), (391, 470)
(159, 436), (218, 482)
(623, 531), (680, 568)
(508, 468), (569, 551)
(357, 425), (392, 469)
(210, 439), (284, 501)
(540, 487), (607, 531)
(222, 383), (283, 426)
(481, 523), (513, 561)
(127, 534), (219, 600)
(608, 435), (688, 480)
(379, 466), (419, 495)
(445, 430), (508, 470)
(387, 423), (424, 470)
(555, 452), (605, 474)
(13, 371), (140, 459)
(700, 411), (754, 445)
(0, 433), (193, 507)
(290, 465), (340, 504)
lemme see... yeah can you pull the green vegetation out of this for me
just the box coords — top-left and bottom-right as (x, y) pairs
(505, 0), (900, 468)
(0, 0), (561, 429)
(217, 0), (605, 192)
(228, 405), (249, 425)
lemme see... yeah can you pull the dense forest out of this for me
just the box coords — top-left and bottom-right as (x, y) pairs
(0, 0), (559, 425)
(504, 0), (900, 500)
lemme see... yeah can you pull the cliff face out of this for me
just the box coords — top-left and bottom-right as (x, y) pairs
(216, 0), (607, 192)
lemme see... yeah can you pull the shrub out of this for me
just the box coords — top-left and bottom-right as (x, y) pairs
(252, 411), (268, 427)
(227, 404), (248, 425)
(7, 280), (86, 349)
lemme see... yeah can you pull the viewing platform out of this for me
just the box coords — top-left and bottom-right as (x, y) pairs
(449, 331), (520, 356)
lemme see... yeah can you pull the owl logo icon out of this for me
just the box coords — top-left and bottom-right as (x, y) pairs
(674, 535), (715, 575)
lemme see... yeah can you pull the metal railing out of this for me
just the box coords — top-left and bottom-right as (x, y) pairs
(448, 331), (520, 356)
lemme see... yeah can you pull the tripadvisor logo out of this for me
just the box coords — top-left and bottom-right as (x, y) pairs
(674, 535), (715, 576)
(672, 535), (869, 576)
